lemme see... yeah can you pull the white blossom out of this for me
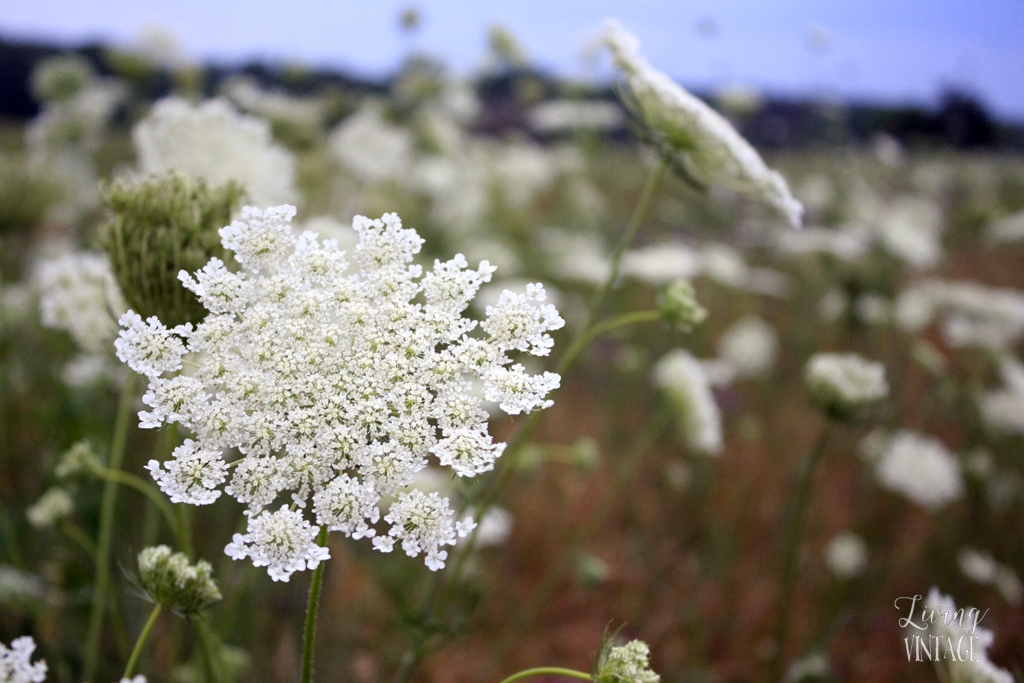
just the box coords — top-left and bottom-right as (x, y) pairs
(133, 97), (297, 207)
(824, 532), (867, 579)
(373, 489), (475, 571)
(717, 316), (777, 379)
(0, 636), (47, 683)
(959, 548), (1023, 606)
(804, 353), (888, 416)
(604, 20), (802, 227)
(653, 350), (722, 455)
(26, 488), (73, 528)
(329, 103), (414, 184)
(922, 588), (1013, 683)
(527, 99), (624, 134)
(36, 252), (126, 355)
(874, 431), (964, 511)
(224, 508), (329, 582)
(118, 209), (562, 577)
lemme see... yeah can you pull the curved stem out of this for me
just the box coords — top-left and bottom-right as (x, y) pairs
(497, 667), (593, 683)
(123, 603), (162, 679)
(766, 420), (833, 683)
(301, 526), (330, 683)
(58, 520), (97, 559)
(97, 468), (187, 551)
(84, 371), (138, 683)
(557, 310), (660, 374)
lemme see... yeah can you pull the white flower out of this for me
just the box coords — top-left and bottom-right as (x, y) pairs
(823, 532), (867, 579)
(133, 97), (297, 207)
(0, 636), (47, 683)
(598, 639), (660, 683)
(329, 103), (414, 184)
(874, 431), (964, 511)
(119, 209), (562, 577)
(224, 508), (329, 582)
(375, 490), (475, 571)
(146, 439), (228, 505)
(527, 99), (624, 134)
(36, 252), (126, 354)
(118, 676), (146, 683)
(114, 311), (189, 378)
(929, 280), (1024, 351)
(26, 488), (73, 528)
(653, 350), (722, 455)
(959, 548), (1023, 606)
(717, 316), (777, 379)
(872, 197), (944, 268)
(621, 243), (701, 286)
(986, 210), (1024, 244)
(604, 20), (802, 227)
(804, 353), (888, 417)
(923, 588), (1014, 683)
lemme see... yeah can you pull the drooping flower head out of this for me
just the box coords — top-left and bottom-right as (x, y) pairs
(136, 545), (221, 614)
(604, 20), (803, 227)
(116, 208), (564, 580)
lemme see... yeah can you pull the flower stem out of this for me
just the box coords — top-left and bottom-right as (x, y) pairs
(123, 603), (162, 679)
(190, 614), (222, 683)
(301, 526), (329, 683)
(497, 667), (593, 683)
(96, 467), (187, 551)
(766, 420), (833, 683)
(84, 371), (138, 683)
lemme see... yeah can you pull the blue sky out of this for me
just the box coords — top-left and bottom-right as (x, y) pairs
(2, 0), (1022, 121)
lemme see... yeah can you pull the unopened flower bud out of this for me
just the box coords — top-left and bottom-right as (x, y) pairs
(658, 280), (707, 333)
(137, 545), (221, 614)
(101, 171), (244, 327)
(804, 353), (888, 420)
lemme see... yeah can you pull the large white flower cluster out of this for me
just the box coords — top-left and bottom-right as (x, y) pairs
(329, 103), (414, 184)
(923, 588), (1014, 683)
(804, 353), (888, 417)
(0, 637), (47, 683)
(873, 430), (964, 512)
(116, 208), (564, 580)
(134, 97), (297, 207)
(604, 20), (803, 228)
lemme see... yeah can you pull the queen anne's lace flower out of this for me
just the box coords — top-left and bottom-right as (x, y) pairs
(923, 588), (1014, 683)
(0, 636), (47, 683)
(804, 353), (888, 418)
(874, 430), (964, 512)
(117, 209), (563, 578)
(225, 507), (330, 582)
(597, 639), (660, 683)
(36, 251), (126, 355)
(604, 21), (803, 227)
(653, 350), (722, 455)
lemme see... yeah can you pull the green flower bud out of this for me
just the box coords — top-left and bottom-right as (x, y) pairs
(101, 172), (245, 327)
(595, 637), (660, 683)
(55, 440), (103, 479)
(30, 55), (94, 103)
(657, 280), (707, 333)
(137, 545), (221, 615)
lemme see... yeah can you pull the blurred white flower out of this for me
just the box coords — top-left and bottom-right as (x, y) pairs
(804, 353), (888, 417)
(717, 316), (777, 379)
(874, 431), (963, 512)
(621, 243), (701, 285)
(26, 488), (73, 528)
(985, 210), (1024, 244)
(824, 531), (867, 578)
(36, 251), (126, 355)
(0, 636), (47, 683)
(653, 349), (722, 455)
(527, 99), (624, 134)
(329, 103), (414, 184)
(923, 588), (1013, 683)
(134, 97), (297, 207)
(871, 197), (943, 268)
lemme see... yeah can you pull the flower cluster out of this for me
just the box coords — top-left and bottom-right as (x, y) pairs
(804, 353), (888, 418)
(25, 489), (73, 528)
(133, 97), (297, 207)
(923, 588), (1013, 683)
(0, 637), (47, 683)
(604, 21), (803, 227)
(653, 350), (722, 455)
(873, 430), (964, 511)
(596, 639), (660, 683)
(116, 209), (563, 579)
(137, 545), (222, 614)
(36, 251), (125, 355)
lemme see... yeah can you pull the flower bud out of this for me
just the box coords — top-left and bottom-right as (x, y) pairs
(101, 171), (244, 327)
(657, 280), (707, 333)
(137, 545), (221, 614)
(596, 638), (660, 683)
(804, 353), (888, 420)
(30, 55), (93, 103)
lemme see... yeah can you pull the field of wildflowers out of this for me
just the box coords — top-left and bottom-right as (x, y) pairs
(0, 18), (1022, 683)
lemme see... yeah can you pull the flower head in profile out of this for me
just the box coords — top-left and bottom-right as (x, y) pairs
(116, 208), (563, 579)
(596, 638), (660, 683)
(136, 545), (221, 614)
(873, 430), (964, 512)
(922, 588), (1013, 683)
(604, 20), (803, 227)
(804, 353), (888, 419)
(653, 349), (722, 455)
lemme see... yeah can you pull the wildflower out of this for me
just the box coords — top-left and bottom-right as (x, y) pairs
(101, 172), (245, 326)
(133, 97), (297, 207)
(923, 588), (1013, 683)
(117, 210), (563, 577)
(137, 545), (221, 613)
(596, 639), (660, 683)
(604, 20), (802, 227)
(55, 440), (103, 479)
(621, 243), (701, 285)
(653, 350), (722, 455)
(804, 353), (888, 419)
(657, 280), (707, 333)
(527, 99), (625, 134)
(958, 548), (1023, 606)
(978, 356), (1024, 436)
(30, 55), (93, 103)
(25, 488), (73, 528)
(871, 197), (944, 269)
(874, 431), (964, 512)
(785, 652), (830, 683)
(823, 532), (867, 579)
(329, 103), (414, 184)
(118, 677), (146, 683)
(0, 566), (45, 607)
(36, 252), (126, 355)
(0, 636), (47, 683)
(717, 316), (777, 379)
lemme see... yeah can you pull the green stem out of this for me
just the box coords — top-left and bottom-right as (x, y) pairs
(557, 310), (660, 374)
(123, 603), (162, 679)
(97, 468), (187, 551)
(84, 371), (138, 683)
(301, 526), (330, 683)
(191, 615), (222, 683)
(497, 667), (593, 683)
(766, 420), (833, 683)
(58, 520), (97, 559)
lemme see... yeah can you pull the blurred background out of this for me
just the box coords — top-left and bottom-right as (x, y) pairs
(0, 2), (1022, 683)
